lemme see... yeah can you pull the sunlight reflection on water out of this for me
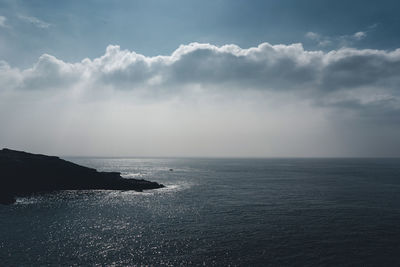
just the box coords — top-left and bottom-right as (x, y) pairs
(2, 158), (400, 266)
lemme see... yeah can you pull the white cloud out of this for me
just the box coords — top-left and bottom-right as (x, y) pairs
(353, 31), (367, 40)
(317, 40), (332, 47)
(305, 32), (320, 40)
(1, 42), (400, 119)
(18, 15), (51, 28)
(307, 29), (371, 48)
(305, 32), (332, 47)
(0, 16), (8, 28)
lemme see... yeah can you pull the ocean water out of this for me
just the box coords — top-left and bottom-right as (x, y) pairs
(1, 158), (400, 266)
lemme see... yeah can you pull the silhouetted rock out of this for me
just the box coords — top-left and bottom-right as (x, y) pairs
(0, 148), (164, 204)
(0, 191), (15, 205)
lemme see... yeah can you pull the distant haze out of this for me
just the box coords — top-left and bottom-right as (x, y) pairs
(0, 0), (400, 157)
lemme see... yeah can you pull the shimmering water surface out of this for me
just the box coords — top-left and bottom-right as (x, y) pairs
(1, 158), (400, 266)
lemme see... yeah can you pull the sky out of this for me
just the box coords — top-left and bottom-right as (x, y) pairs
(0, 0), (400, 157)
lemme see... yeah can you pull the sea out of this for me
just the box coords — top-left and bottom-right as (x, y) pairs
(1, 157), (400, 266)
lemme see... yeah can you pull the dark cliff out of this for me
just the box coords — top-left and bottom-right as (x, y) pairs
(0, 148), (164, 204)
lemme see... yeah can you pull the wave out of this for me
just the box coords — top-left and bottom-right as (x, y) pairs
(121, 172), (145, 179)
(157, 181), (195, 193)
(15, 196), (41, 205)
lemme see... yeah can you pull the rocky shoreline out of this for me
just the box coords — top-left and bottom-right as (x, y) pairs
(0, 148), (164, 204)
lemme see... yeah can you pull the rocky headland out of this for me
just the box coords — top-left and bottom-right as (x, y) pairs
(0, 148), (164, 204)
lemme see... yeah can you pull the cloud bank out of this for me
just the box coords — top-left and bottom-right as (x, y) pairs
(2, 42), (400, 118)
(1, 42), (400, 156)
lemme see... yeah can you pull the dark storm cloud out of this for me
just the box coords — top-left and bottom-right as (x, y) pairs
(166, 43), (319, 90)
(321, 49), (400, 90)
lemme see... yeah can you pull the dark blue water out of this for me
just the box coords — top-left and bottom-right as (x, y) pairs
(1, 158), (400, 266)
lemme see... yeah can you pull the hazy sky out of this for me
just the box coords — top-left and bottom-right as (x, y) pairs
(1, 0), (400, 157)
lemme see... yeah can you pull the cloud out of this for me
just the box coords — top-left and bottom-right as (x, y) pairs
(306, 29), (371, 48)
(305, 31), (332, 47)
(353, 31), (367, 40)
(1, 41), (400, 156)
(18, 15), (51, 28)
(0, 16), (8, 28)
(305, 32), (320, 40)
(1, 42), (400, 121)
